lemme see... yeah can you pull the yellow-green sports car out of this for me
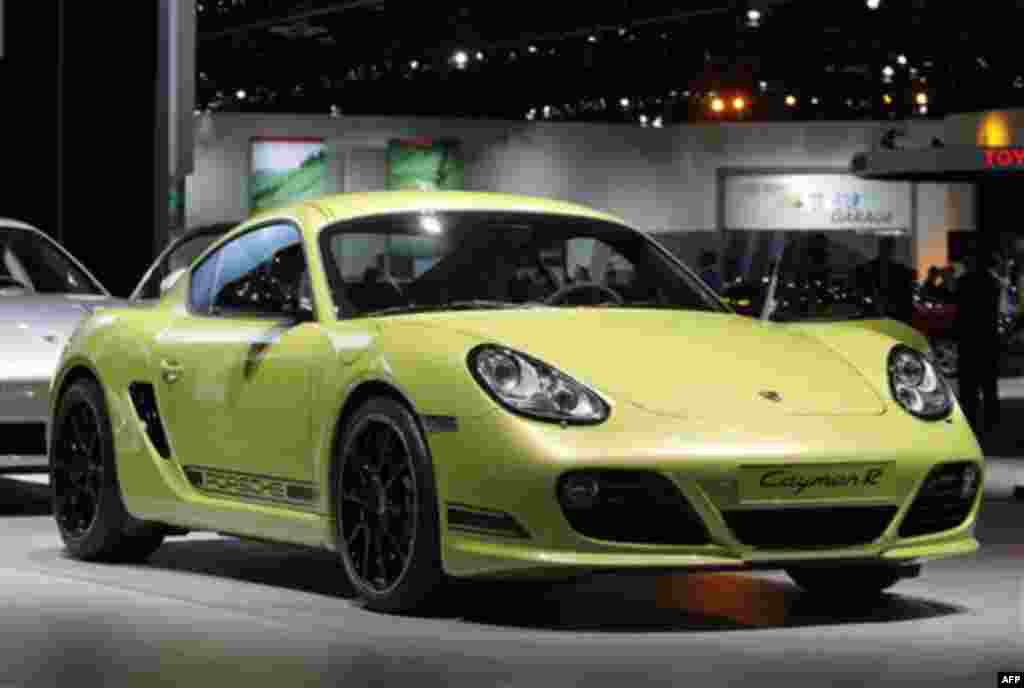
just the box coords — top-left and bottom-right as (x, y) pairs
(49, 191), (983, 614)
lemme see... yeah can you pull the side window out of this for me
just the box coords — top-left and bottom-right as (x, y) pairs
(139, 232), (224, 300)
(189, 247), (221, 314)
(207, 223), (310, 318)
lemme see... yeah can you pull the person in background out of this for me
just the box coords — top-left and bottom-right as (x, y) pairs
(954, 250), (1002, 435)
(699, 250), (723, 293)
(922, 266), (950, 301)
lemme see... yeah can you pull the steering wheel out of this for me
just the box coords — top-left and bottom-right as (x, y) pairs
(0, 275), (29, 290)
(544, 281), (623, 306)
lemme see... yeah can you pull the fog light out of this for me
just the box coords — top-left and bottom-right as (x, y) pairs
(560, 475), (600, 510)
(961, 464), (980, 499)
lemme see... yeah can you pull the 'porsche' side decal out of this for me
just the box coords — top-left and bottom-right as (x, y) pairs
(421, 415), (458, 433)
(184, 465), (318, 510)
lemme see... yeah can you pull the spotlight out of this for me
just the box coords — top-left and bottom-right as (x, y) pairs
(811, 96), (819, 105)
(883, 93), (893, 105)
(732, 96), (746, 111)
(746, 8), (761, 27)
(235, 89), (247, 100)
(528, 45), (538, 54)
(785, 94), (797, 106)
(918, 104), (928, 115)
(882, 65), (895, 78)
(866, 0), (880, 8)
(915, 91), (928, 105)
(759, 80), (768, 92)
(620, 97), (631, 108)
(588, 35), (598, 43)
(711, 97), (725, 112)
(409, 60), (420, 70)
(476, 51), (484, 61)
(452, 50), (469, 69)
(897, 54), (908, 65)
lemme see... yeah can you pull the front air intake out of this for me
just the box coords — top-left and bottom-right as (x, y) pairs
(128, 383), (171, 458)
(898, 461), (981, 538)
(557, 470), (711, 545)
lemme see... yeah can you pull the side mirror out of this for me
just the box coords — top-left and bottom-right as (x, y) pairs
(160, 267), (187, 295)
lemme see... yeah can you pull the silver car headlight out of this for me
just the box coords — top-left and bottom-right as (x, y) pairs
(887, 345), (953, 420)
(468, 344), (610, 424)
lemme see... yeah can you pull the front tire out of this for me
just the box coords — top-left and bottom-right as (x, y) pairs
(335, 397), (445, 614)
(51, 379), (165, 562)
(786, 565), (905, 599)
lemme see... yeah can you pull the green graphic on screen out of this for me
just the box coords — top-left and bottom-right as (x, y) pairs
(386, 139), (464, 191)
(250, 138), (327, 211)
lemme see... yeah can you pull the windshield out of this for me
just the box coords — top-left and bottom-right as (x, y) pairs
(0, 227), (104, 295)
(319, 211), (725, 317)
(720, 230), (914, 323)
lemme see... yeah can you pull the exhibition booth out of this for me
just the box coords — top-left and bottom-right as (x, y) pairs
(183, 113), (972, 285)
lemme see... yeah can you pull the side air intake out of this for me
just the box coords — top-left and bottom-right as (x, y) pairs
(128, 383), (171, 458)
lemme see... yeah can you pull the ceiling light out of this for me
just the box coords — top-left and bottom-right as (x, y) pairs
(410, 60), (420, 70)
(882, 65), (894, 78)
(620, 97), (630, 108)
(711, 97), (725, 113)
(452, 50), (469, 68)
(746, 8), (761, 27)
(811, 96), (820, 105)
(235, 89), (247, 100)
(897, 54), (908, 65)
(640, 115), (649, 126)
(653, 116), (664, 128)
(476, 51), (484, 60)
(759, 80), (768, 92)
(588, 35), (598, 43)
(528, 45), (538, 54)
(785, 94), (797, 106)
(866, 0), (881, 8)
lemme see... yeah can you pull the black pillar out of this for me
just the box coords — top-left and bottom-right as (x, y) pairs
(0, 2), (61, 237)
(58, 2), (163, 296)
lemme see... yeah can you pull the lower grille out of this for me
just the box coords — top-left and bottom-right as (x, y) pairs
(723, 506), (898, 549)
(0, 422), (47, 456)
(557, 470), (711, 545)
(899, 462), (980, 538)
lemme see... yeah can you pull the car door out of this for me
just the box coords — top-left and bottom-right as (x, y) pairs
(153, 222), (332, 506)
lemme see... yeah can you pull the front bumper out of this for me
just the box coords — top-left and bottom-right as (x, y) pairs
(427, 401), (984, 578)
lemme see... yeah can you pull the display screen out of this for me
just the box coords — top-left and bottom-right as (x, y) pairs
(386, 138), (464, 191)
(249, 137), (327, 211)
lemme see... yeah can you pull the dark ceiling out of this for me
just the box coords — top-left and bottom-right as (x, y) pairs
(197, 0), (1024, 124)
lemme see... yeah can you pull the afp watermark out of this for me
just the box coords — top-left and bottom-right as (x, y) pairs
(999, 672), (1023, 685)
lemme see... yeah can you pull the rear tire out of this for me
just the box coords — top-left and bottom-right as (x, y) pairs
(51, 379), (165, 562)
(335, 397), (446, 615)
(786, 565), (905, 598)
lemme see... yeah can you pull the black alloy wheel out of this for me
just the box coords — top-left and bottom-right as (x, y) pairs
(51, 379), (165, 561)
(53, 397), (105, 538)
(336, 397), (444, 614)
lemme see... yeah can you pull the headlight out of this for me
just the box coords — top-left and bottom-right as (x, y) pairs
(887, 345), (953, 420)
(468, 345), (610, 424)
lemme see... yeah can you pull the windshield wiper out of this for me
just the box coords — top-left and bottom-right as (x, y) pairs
(356, 300), (545, 318)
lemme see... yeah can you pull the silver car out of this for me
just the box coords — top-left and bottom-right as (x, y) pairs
(0, 218), (118, 472)
(0, 219), (236, 473)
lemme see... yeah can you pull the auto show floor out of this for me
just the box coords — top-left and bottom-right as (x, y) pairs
(0, 473), (1022, 688)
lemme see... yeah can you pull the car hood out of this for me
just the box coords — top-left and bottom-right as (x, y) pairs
(0, 293), (126, 380)
(398, 308), (887, 418)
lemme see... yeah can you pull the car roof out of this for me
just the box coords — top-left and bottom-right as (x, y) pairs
(307, 191), (628, 226)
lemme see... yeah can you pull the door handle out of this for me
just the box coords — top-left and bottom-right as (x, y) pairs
(160, 359), (183, 384)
